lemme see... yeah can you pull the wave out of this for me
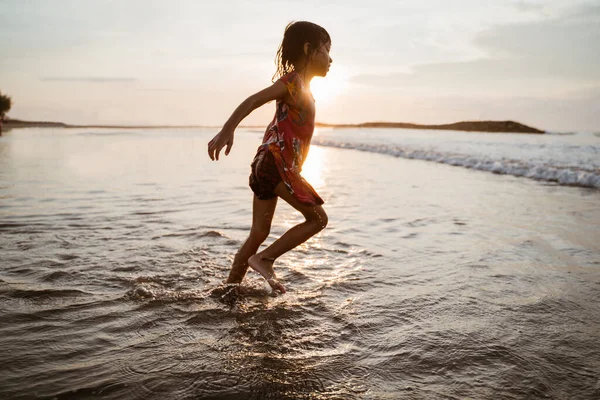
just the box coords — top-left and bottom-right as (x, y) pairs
(313, 139), (600, 189)
(3, 287), (91, 299)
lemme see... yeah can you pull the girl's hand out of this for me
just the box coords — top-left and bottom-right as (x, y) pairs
(208, 130), (234, 161)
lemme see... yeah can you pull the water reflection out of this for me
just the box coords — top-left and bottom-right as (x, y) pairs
(302, 145), (326, 191)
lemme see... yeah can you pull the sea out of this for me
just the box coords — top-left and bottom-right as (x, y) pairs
(1, 126), (599, 399)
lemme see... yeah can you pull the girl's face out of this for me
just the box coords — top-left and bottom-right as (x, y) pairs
(309, 41), (332, 77)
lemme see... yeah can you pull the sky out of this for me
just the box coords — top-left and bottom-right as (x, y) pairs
(1, 0), (599, 131)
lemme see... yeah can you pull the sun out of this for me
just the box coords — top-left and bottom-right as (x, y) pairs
(309, 69), (346, 105)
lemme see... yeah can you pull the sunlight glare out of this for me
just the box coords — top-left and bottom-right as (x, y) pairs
(310, 69), (347, 105)
(301, 146), (325, 190)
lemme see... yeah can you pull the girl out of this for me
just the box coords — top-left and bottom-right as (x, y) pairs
(207, 21), (332, 294)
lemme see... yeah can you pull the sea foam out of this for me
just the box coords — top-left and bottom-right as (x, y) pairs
(313, 139), (600, 189)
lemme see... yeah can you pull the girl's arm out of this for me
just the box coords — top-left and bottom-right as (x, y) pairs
(208, 81), (288, 161)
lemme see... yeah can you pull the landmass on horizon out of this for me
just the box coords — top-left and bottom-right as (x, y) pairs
(2, 118), (545, 134)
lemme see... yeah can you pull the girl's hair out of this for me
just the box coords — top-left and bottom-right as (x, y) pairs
(273, 21), (331, 81)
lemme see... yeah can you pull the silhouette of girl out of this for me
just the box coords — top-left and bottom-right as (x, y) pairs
(208, 21), (332, 294)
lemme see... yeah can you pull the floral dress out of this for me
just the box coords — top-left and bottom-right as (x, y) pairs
(251, 71), (324, 206)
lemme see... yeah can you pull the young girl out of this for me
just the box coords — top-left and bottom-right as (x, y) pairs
(207, 21), (332, 294)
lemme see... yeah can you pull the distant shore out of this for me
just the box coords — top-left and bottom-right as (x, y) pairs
(316, 120), (545, 134)
(3, 118), (545, 134)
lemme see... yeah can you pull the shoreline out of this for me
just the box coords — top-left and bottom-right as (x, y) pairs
(2, 118), (545, 134)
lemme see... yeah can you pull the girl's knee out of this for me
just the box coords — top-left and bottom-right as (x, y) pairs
(318, 211), (328, 230)
(308, 208), (328, 232)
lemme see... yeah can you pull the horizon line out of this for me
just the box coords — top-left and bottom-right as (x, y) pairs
(4, 118), (544, 131)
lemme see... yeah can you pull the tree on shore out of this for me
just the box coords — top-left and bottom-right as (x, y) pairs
(0, 91), (12, 133)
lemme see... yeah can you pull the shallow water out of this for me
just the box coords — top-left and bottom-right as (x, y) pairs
(1, 127), (599, 399)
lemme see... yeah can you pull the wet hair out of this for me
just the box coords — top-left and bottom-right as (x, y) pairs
(273, 21), (331, 81)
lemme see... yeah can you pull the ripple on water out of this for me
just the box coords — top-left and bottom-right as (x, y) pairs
(151, 229), (225, 241)
(3, 286), (92, 301)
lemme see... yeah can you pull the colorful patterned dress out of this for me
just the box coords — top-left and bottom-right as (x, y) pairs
(250, 71), (324, 206)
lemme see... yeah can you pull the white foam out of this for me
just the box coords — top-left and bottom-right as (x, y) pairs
(313, 139), (600, 189)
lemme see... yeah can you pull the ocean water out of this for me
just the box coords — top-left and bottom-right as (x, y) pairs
(1, 127), (599, 399)
(313, 128), (600, 189)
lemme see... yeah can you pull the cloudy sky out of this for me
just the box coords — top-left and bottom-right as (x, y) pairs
(1, 0), (599, 131)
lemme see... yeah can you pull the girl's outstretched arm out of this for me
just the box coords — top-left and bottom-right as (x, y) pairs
(208, 81), (288, 161)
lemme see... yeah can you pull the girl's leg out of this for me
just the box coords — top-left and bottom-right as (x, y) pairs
(226, 195), (278, 284)
(248, 182), (328, 293)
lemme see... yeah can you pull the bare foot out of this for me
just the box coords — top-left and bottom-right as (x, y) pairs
(248, 254), (286, 294)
